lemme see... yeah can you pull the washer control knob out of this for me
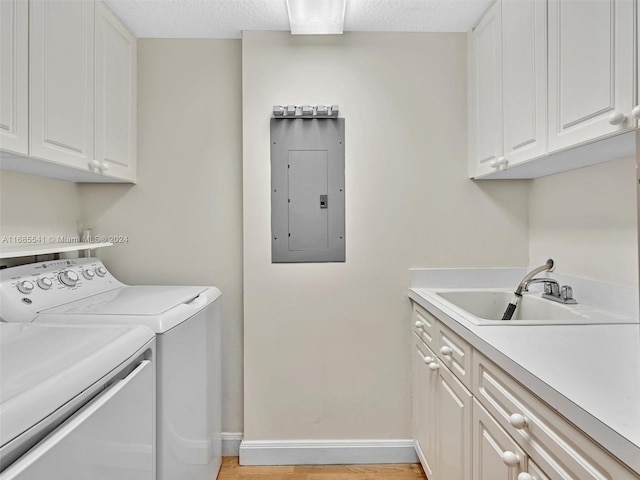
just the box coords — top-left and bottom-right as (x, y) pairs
(83, 269), (95, 280)
(59, 270), (79, 287)
(37, 277), (53, 290)
(17, 280), (35, 294)
(95, 266), (107, 277)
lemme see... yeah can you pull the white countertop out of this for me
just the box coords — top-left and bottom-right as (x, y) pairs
(408, 268), (640, 475)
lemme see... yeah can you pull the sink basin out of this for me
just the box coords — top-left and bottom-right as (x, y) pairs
(428, 289), (634, 326)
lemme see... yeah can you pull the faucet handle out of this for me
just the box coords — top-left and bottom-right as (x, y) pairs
(544, 281), (560, 296)
(561, 285), (573, 301)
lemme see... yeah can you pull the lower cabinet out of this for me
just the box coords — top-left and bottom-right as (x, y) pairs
(413, 333), (472, 480)
(411, 301), (639, 480)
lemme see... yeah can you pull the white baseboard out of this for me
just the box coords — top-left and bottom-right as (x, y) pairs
(222, 432), (244, 456)
(239, 439), (418, 465)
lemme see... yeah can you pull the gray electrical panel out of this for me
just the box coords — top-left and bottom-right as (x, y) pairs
(271, 118), (345, 263)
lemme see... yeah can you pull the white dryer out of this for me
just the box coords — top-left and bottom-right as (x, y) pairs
(0, 258), (222, 480)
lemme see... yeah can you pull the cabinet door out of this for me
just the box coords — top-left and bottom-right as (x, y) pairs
(95, 1), (136, 181)
(469, 0), (503, 177)
(548, 0), (633, 152)
(526, 459), (551, 480)
(435, 362), (472, 480)
(30, 0), (95, 169)
(473, 399), (526, 480)
(502, 0), (547, 166)
(0, 0), (28, 155)
(413, 338), (437, 479)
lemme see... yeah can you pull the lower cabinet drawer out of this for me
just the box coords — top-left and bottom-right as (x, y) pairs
(435, 319), (472, 390)
(473, 351), (637, 480)
(412, 302), (437, 350)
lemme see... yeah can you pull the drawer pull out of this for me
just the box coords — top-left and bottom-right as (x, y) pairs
(509, 413), (528, 430)
(440, 346), (453, 357)
(423, 355), (434, 364)
(517, 474), (534, 480)
(428, 361), (439, 371)
(414, 320), (424, 329)
(608, 112), (626, 125)
(502, 451), (520, 467)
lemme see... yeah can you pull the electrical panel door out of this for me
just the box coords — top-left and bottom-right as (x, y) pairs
(271, 118), (345, 263)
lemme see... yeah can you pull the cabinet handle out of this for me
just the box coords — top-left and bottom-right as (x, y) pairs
(509, 413), (528, 430)
(414, 320), (424, 329)
(428, 361), (439, 371)
(89, 159), (101, 170)
(608, 112), (627, 125)
(490, 156), (506, 168)
(517, 474), (534, 480)
(423, 355), (434, 364)
(631, 105), (640, 119)
(501, 451), (520, 467)
(100, 162), (110, 171)
(439, 346), (453, 357)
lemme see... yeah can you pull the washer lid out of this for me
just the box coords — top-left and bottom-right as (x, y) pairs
(40, 286), (208, 316)
(0, 323), (154, 448)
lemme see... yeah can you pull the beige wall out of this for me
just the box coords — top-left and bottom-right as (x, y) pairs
(0, 170), (81, 242)
(78, 39), (244, 432)
(529, 157), (638, 287)
(242, 31), (530, 440)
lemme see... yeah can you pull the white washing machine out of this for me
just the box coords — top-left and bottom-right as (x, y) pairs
(0, 257), (223, 480)
(0, 322), (155, 480)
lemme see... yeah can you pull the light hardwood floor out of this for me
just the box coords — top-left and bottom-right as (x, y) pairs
(217, 457), (428, 479)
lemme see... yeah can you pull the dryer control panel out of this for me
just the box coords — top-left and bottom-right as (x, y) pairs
(0, 258), (124, 323)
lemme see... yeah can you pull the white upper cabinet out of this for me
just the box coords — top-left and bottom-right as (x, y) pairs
(470, 0), (638, 179)
(0, 0), (136, 183)
(469, 0), (503, 177)
(94, 1), (137, 181)
(0, 0), (29, 156)
(502, 0), (547, 166)
(30, 0), (95, 169)
(547, 0), (634, 152)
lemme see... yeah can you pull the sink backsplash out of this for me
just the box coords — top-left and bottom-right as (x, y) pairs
(409, 268), (639, 319)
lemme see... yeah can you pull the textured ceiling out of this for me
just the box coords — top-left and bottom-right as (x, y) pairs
(103, 0), (494, 38)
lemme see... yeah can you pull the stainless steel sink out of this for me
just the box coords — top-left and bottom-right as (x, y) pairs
(428, 289), (634, 326)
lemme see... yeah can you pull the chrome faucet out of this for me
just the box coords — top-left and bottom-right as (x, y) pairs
(514, 259), (555, 296)
(502, 259), (577, 320)
(524, 277), (577, 304)
(503, 259), (556, 320)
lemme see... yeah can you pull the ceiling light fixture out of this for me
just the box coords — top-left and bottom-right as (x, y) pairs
(285, 0), (347, 35)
